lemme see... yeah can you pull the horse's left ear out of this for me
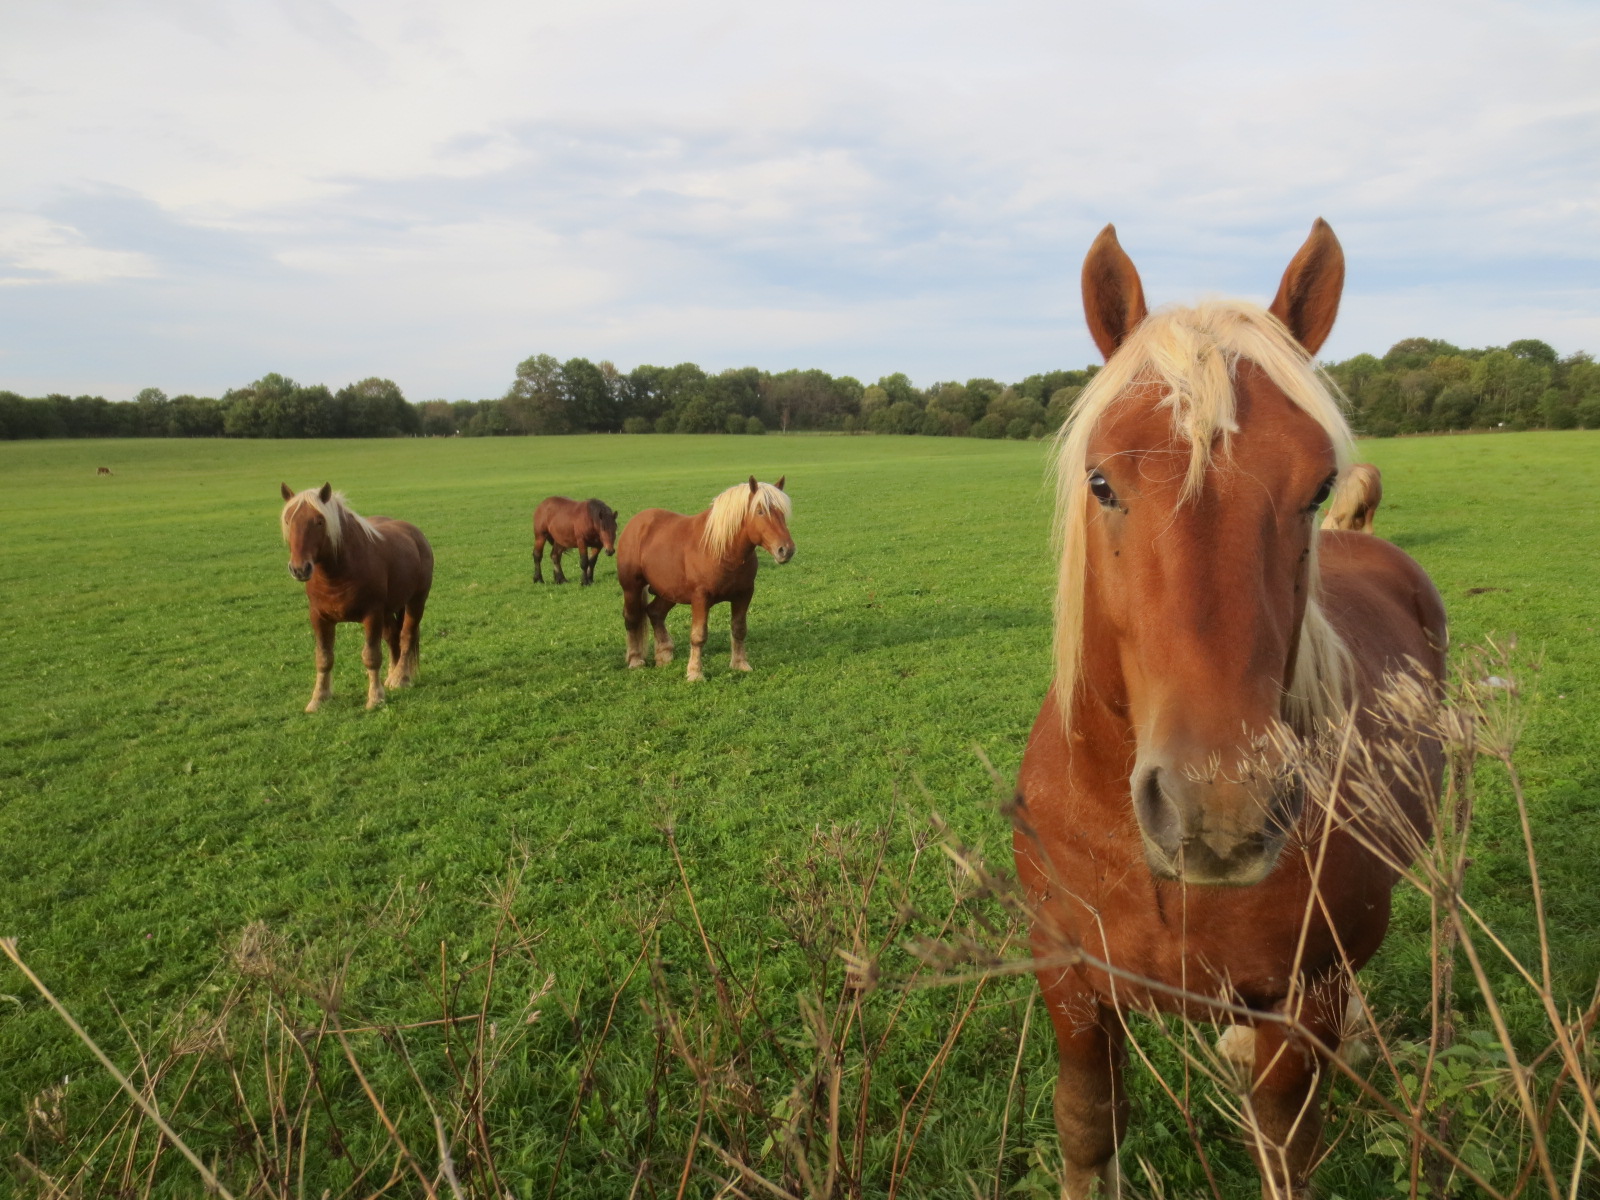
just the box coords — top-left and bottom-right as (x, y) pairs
(775, 475), (785, 491)
(1082, 224), (1148, 361)
(318, 482), (333, 503)
(748, 475), (758, 494)
(1269, 218), (1344, 356)
(281, 482), (294, 502)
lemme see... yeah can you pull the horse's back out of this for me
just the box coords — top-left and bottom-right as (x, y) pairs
(369, 517), (434, 602)
(1318, 530), (1445, 685)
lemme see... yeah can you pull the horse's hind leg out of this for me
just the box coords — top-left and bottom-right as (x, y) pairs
(361, 613), (387, 709)
(728, 590), (753, 672)
(306, 615), (335, 713)
(647, 593), (675, 666)
(1041, 973), (1128, 1199)
(623, 582), (650, 668)
(397, 595), (426, 686)
(383, 611), (404, 688)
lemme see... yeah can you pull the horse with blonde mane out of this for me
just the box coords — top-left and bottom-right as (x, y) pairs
(1321, 462), (1383, 534)
(279, 483), (434, 712)
(617, 476), (794, 681)
(1013, 222), (1447, 1199)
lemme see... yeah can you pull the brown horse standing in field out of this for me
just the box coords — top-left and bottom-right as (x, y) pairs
(617, 477), (793, 681)
(1321, 462), (1383, 534)
(532, 496), (618, 586)
(280, 483), (435, 712)
(1013, 222), (1447, 1198)
(96, 466), (113, 475)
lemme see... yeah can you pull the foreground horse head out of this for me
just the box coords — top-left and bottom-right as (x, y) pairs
(1057, 220), (1351, 886)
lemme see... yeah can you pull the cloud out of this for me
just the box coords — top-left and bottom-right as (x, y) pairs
(1, 0), (1597, 397)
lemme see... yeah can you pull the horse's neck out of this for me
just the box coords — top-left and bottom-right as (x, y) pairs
(692, 510), (754, 573)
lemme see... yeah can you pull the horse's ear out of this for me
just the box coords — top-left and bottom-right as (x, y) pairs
(1269, 218), (1344, 356)
(1082, 224), (1148, 361)
(748, 475), (758, 494)
(280, 482), (294, 502)
(318, 482), (333, 503)
(775, 475), (785, 491)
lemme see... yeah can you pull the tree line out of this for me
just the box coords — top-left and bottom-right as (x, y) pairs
(3, 338), (1597, 441)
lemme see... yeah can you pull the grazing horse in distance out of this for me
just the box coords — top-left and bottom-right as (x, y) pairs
(279, 483), (434, 712)
(1321, 462), (1383, 534)
(1013, 221), (1447, 1199)
(96, 466), (113, 476)
(617, 476), (794, 681)
(532, 496), (619, 586)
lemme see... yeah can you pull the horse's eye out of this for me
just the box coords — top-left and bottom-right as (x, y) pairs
(1088, 472), (1117, 507)
(1309, 474), (1336, 510)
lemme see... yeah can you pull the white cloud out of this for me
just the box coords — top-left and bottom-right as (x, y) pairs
(1, 0), (1597, 396)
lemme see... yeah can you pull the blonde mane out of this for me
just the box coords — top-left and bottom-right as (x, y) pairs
(701, 481), (791, 558)
(1051, 299), (1355, 735)
(280, 488), (382, 557)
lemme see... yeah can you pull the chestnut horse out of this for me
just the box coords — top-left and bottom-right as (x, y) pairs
(532, 496), (618, 586)
(280, 483), (434, 712)
(617, 476), (794, 681)
(1321, 462), (1383, 534)
(1013, 222), (1447, 1198)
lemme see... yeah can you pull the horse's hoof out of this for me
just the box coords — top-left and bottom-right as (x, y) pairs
(366, 694), (386, 710)
(655, 653), (674, 666)
(731, 661), (752, 672)
(627, 657), (646, 669)
(686, 670), (705, 682)
(305, 700), (323, 713)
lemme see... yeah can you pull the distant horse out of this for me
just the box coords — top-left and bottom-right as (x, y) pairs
(1321, 462), (1383, 534)
(96, 467), (113, 475)
(1013, 222), (1446, 1198)
(533, 496), (619, 586)
(279, 483), (434, 712)
(617, 477), (794, 681)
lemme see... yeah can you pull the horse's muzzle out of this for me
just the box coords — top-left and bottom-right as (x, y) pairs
(1131, 763), (1299, 886)
(289, 562), (314, 582)
(772, 544), (795, 564)
(605, 546), (616, 556)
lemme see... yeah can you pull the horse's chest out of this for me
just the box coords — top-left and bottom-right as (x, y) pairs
(308, 576), (375, 621)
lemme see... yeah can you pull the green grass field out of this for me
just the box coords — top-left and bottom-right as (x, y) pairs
(2, 432), (1597, 1198)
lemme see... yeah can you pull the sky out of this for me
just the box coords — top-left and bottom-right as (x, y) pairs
(2, 0), (1597, 402)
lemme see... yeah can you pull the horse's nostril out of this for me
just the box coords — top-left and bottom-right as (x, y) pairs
(1132, 766), (1182, 854)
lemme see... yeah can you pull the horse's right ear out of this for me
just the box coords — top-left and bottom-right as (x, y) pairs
(318, 482), (333, 503)
(281, 482), (294, 501)
(1082, 224), (1148, 361)
(748, 475), (758, 494)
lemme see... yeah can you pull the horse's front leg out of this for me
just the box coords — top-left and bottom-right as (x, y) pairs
(551, 545), (567, 584)
(306, 614), (335, 713)
(580, 545), (596, 587)
(685, 596), (710, 681)
(383, 610), (404, 688)
(728, 589), (753, 672)
(361, 613), (386, 709)
(1041, 971), (1129, 1199)
(532, 529), (546, 582)
(1243, 985), (1345, 1200)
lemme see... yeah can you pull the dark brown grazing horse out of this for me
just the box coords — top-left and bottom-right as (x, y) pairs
(96, 466), (113, 475)
(1013, 222), (1447, 1199)
(280, 483), (434, 712)
(617, 476), (794, 681)
(1321, 462), (1383, 534)
(532, 496), (618, 586)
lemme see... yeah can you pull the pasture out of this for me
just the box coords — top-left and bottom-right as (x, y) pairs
(2, 432), (1598, 1197)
